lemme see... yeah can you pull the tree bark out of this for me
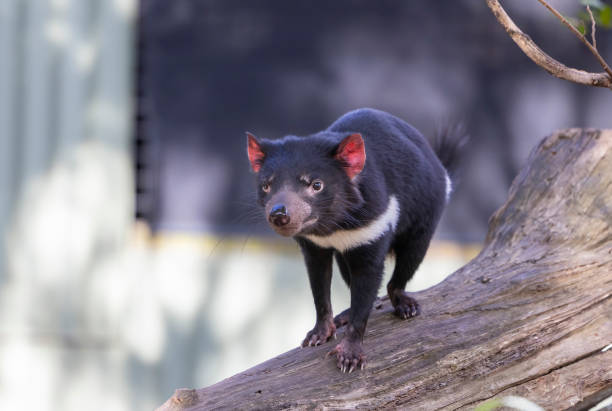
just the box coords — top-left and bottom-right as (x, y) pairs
(158, 129), (612, 411)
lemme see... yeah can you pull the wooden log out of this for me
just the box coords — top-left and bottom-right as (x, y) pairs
(157, 129), (612, 411)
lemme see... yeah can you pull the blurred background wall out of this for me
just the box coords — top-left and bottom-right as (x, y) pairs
(0, 0), (136, 409)
(1, 1), (611, 410)
(138, 0), (612, 241)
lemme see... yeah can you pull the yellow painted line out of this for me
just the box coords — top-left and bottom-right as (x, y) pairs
(132, 221), (482, 259)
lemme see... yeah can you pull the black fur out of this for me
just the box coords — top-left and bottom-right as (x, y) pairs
(249, 108), (465, 372)
(431, 123), (468, 179)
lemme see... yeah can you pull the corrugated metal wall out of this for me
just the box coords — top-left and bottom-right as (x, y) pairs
(0, 0), (135, 275)
(0, 0), (135, 410)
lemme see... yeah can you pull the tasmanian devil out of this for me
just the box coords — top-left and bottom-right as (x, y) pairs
(246, 108), (464, 373)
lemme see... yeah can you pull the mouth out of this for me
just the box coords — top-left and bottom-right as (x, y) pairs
(270, 223), (301, 237)
(300, 216), (318, 232)
(269, 216), (318, 237)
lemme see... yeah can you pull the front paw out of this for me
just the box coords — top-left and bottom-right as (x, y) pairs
(390, 290), (420, 319)
(327, 338), (366, 373)
(301, 318), (336, 347)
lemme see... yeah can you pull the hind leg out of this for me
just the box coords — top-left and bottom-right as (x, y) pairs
(387, 231), (433, 319)
(333, 253), (351, 328)
(335, 252), (351, 286)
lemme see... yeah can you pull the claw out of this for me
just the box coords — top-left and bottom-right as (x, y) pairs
(349, 364), (355, 373)
(392, 292), (420, 320)
(361, 362), (365, 370)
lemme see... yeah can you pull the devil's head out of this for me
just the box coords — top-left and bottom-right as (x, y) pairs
(246, 132), (366, 237)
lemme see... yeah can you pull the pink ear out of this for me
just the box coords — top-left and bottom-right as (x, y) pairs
(335, 133), (366, 179)
(246, 132), (265, 173)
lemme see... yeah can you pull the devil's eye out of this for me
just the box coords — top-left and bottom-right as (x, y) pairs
(311, 180), (323, 192)
(262, 183), (271, 193)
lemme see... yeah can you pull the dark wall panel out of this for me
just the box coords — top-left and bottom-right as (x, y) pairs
(138, 0), (612, 241)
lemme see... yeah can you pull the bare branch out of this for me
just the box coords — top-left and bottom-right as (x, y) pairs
(536, 0), (612, 78)
(485, 0), (612, 89)
(586, 4), (597, 49)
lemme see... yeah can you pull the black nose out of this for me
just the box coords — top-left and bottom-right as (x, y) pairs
(269, 204), (290, 226)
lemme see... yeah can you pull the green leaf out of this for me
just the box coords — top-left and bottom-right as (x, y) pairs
(476, 396), (544, 411)
(599, 5), (612, 27)
(577, 2), (612, 30)
(567, 15), (588, 34)
(474, 398), (503, 411)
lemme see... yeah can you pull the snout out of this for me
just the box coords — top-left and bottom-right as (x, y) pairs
(264, 190), (313, 237)
(269, 204), (290, 227)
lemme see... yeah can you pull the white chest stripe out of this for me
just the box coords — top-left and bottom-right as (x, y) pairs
(303, 195), (400, 252)
(445, 172), (453, 203)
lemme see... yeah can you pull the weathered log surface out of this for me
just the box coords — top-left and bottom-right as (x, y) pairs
(158, 129), (612, 411)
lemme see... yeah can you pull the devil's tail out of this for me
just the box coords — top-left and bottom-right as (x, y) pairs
(431, 124), (469, 180)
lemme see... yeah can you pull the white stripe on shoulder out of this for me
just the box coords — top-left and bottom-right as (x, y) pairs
(445, 172), (452, 203)
(303, 195), (400, 252)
